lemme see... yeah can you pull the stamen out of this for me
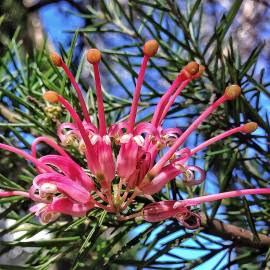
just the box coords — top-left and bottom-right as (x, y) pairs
(43, 91), (94, 169)
(87, 49), (106, 135)
(128, 40), (159, 133)
(159, 65), (205, 125)
(190, 122), (258, 155)
(151, 62), (199, 127)
(149, 84), (242, 175)
(50, 52), (91, 123)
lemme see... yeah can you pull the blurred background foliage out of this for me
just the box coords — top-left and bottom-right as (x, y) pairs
(0, 0), (269, 269)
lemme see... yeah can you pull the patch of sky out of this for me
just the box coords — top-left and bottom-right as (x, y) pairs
(38, 1), (84, 51)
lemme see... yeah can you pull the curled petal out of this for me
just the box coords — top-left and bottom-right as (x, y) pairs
(39, 155), (95, 191)
(108, 121), (128, 137)
(134, 122), (158, 137)
(29, 203), (47, 216)
(57, 122), (79, 142)
(175, 210), (201, 230)
(82, 121), (98, 133)
(161, 127), (183, 137)
(141, 164), (184, 195)
(183, 166), (206, 187)
(173, 148), (191, 164)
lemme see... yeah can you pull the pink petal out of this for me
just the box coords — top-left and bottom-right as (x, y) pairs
(117, 140), (139, 178)
(95, 140), (115, 182)
(32, 173), (91, 204)
(141, 164), (183, 195)
(39, 155), (95, 191)
(47, 197), (93, 217)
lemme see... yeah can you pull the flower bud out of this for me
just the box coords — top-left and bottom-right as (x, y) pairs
(143, 40), (159, 57)
(242, 122), (258, 133)
(87, 48), (102, 64)
(43, 91), (59, 103)
(50, 52), (62, 67)
(224, 84), (241, 100)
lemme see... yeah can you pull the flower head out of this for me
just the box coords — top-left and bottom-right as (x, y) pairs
(0, 40), (268, 227)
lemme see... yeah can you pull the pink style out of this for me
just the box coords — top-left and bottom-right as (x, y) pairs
(0, 40), (268, 228)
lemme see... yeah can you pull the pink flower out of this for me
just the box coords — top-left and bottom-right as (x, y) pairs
(0, 40), (267, 227)
(0, 139), (102, 223)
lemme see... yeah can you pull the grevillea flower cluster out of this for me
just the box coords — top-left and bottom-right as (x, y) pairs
(0, 40), (269, 229)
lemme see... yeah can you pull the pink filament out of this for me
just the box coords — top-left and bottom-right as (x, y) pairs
(0, 191), (30, 198)
(179, 188), (270, 207)
(127, 56), (149, 133)
(0, 143), (50, 172)
(57, 95), (94, 168)
(93, 63), (106, 135)
(151, 74), (185, 127)
(31, 136), (70, 158)
(151, 95), (227, 174)
(61, 62), (91, 123)
(158, 79), (191, 125)
(190, 126), (243, 155)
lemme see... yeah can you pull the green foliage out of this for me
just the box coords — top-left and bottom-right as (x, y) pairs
(0, 1), (269, 269)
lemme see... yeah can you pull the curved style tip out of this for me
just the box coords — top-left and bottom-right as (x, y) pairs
(184, 61), (200, 76)
(50, 52), (62, 67)
(242, 122), (258, 133)
(143, 40), (159, 57)
(198, 65), (205, 75)
(87, 48), (102, 64)
(224, 84), (241, 100)
(43, 91), (59, 103)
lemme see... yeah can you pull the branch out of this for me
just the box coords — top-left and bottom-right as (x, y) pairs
(200, 214), (270, 249)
